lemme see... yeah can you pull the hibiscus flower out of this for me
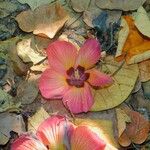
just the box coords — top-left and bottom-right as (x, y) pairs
(39, 39), (113, 113)
(11, 115), (106, 150)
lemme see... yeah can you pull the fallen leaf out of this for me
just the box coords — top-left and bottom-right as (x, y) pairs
(115, 17), (129, 59)
(0, 1), (17, 18)
(138, 59), (150, 82)
(119, 109), (150, 146)
(16, 2), (69, 38)
(0, 112), (25, 145)
(142, 81), (150, 99)
(17, 37), (46, 64)
(16, 78), (39, 105)
(116, 108), (131, 137)
(92, 10), (121, 28)
(70, 0), (102, 27)
(75, 118), (118, 149)
(115, 16), (150, 64)
(0, 89), (21, 113)
(28, 107), (49, 133)
(133, 6), (150, 38)
(18, 0), (53, 10)
(0, 37), (29, 76)
(95, 0), (146, 11)
(91, 56), (139, 111)
(70, 0), (91, 13)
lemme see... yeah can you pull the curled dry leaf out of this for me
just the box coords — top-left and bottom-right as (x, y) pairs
(91, 56), (139, 111)
(95, 0), (146, 11)
(17, 36), (46, 65)
(75, 118), (118, 149)
(16, 2), (69, 38)
(0, 112), (25, 145)
(138, 59), (150, 82)
(115, 16), (150, 64)
(119, 109), (150, 147)
(133, 6), (150, 38)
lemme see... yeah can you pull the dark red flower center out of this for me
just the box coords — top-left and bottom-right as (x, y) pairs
(66, 66), (89, 88)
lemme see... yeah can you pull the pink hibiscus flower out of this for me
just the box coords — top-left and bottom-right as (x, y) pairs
(39, 39), (113, 113)
(11, 115), (106, 150)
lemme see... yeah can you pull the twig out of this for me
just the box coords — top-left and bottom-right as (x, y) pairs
(111, 60), (125, 77)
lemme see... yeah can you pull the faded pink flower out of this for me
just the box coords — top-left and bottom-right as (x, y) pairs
(39, 39), (113, 113)
(11, 115), (106, 150)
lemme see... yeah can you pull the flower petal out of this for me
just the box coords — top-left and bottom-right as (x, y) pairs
(75, 39), (101, 69)
(36, 115), (75, 150)
(71, 126), (106, 150)
(11, 134), (47, 150)
(87, 69), (113, 87)
(46, 40), (78, 73)
(39, 68), (69, 99)
(62, 82), (93, 114)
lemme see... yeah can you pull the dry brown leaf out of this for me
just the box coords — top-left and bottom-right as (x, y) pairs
(115, 16), (150, 64)
(95, 0), (146, 11)
(91, 56), (139, 111)
(0, 113), (25, 145)
(16, 2), (69, 38)
(116, 108), (131, 137)
(119, 109), (150, 146)
(138, 59), (150, 82)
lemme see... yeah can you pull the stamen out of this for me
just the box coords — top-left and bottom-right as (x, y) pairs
(66, 66), (89, 88)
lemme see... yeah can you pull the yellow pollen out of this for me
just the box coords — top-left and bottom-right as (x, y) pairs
(74, 69), (80, 79)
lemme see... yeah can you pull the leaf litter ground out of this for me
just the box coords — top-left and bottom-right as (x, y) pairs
(0, 0), (150, 149)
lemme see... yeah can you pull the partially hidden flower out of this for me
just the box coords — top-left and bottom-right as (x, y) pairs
(39, 39), (113, 113)
(11, 115), (106, 150)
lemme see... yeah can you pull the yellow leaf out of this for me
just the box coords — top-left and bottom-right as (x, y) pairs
(16, 2), (69, 38)
(116, 108), (131, 137)
(75, 118), (119, 149)
(91, 56), (139, 111)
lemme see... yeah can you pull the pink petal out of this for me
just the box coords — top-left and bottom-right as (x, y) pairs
(11, 134), (47, 150)
(39, 68), (69, 99)
(71, 126), (106, 150)
(46, 40), (78, 73)
(62, 82), (93, 114)
(75, 39), (101, 69)
(87, 69), (113, 87)
(36, 115), (75, 150)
